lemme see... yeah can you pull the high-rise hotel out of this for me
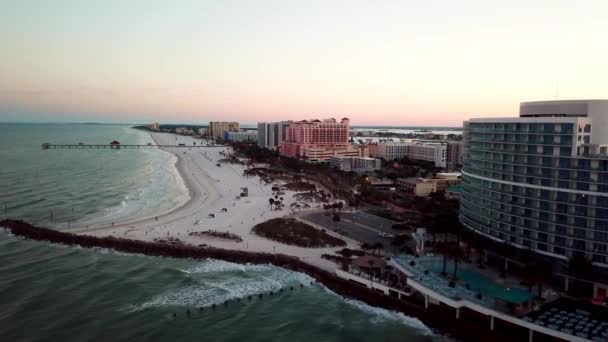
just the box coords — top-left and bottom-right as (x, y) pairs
(461, 100), (608, 266)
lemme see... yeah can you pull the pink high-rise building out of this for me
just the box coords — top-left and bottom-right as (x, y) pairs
(280, 118), (361, 161)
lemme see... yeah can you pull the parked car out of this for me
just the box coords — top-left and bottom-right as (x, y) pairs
(378, 232), (394, 238)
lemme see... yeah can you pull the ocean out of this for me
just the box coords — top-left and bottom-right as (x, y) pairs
(0, 123), (188, 229)
(0, 123), (441, 341)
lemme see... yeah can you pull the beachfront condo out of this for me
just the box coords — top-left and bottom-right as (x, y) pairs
(461, 100), (608, 269)
(209, 121), (240, 139)
(257, 121), (291, 150)
(279, 118), (360, 162)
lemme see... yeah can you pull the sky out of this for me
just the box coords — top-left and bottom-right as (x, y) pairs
(1, 0), (607, 126)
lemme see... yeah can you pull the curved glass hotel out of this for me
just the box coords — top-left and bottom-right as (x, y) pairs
(461, 100), (608, 266)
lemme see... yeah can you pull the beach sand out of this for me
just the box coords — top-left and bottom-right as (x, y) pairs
(77, 132), (358, 271)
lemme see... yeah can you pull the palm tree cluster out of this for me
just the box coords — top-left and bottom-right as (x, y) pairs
(268, 196), (284, 210)
(361, 242), (384, 256)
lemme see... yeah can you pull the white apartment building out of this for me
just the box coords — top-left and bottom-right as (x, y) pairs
(368, 142), (410, 160)
(329, 156), (381, 172)
(224, 131), (257, 142)
(257, 121), (290, 149)
(368, 142), (447, 168)
(175, 127), (194, 135)
(461, 99), (608, 269)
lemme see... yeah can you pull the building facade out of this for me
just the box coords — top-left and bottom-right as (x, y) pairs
(396, 173), (460, 197)
(175, 127), (194, 135)
(257, 121), (290, 149)
(279, 118), (353, 161)
(368, 142), (409, 160)
(223, 131), (257, 142)
(209, 121), (240, 139)
(298, 144), (367, 162)
(329, 156), (381, 172)
(446, 141), (464, 170)
(368, 141), (447, 168)
(460, 100), (608, 266)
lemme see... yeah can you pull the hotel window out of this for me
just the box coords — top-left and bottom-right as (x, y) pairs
(573, 239), (586, 251)
(553, 246), (565, 255)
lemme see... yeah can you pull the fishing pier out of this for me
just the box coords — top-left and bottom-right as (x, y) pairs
(41, 142), (223, 150)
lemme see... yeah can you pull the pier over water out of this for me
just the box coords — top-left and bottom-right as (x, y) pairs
(41, 142), (224, 150)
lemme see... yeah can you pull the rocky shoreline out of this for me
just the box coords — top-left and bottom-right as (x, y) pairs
(0, 219), (532, 342)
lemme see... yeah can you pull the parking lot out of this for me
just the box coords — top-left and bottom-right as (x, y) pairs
(299, 210), (407, 254)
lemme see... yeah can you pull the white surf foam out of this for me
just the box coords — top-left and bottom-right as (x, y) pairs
(342, 297), (434, 335)
(127, 259), (312, 312)
(318, 285), (435, 335)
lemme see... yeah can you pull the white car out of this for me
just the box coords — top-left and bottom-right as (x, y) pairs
(378, 232), (394, 238)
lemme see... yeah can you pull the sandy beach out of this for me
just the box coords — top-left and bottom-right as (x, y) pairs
(77, 132), (358, 271)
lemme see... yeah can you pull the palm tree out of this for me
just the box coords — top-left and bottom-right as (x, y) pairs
(269, 198), (274, 209)
(566, 254), (593, 296)
(332, 213), (340, 229)
(373, 242), (384, 256)
(471, 234), (489, 268)
(523, 258), (553, 298)
(367, 259), (376, 276)
(434, 242), (451, 276)
(496, 242), (515, 277)
(448, 245), (465, 281)
(568, 254), (593, 278)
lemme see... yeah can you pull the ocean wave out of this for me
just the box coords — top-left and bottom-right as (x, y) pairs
(187, 259), (269, 273)
(126, 260), (312, 312)
(342, 297), (434, 335)
(317, 285), (435, 335)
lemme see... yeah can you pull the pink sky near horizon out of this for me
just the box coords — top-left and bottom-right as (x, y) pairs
(1, 0), (607, 126)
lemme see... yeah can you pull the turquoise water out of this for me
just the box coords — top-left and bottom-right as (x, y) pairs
(0, 232), (441, 341)
(0, 123), (188, 229)
(428, 261), (532, 304)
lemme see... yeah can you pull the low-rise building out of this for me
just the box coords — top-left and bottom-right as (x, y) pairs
(223, 131), (257, 142)
(364, 176), (395, 190)
(175, 127), (194, 135)
(368, 142), (409, 160)
(396, 173), (461, 197)
(368, 141), (447, 168)
(329, 156), (381, 172)
(298, 144), (367, 162)
(198, 127), (208, 136)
